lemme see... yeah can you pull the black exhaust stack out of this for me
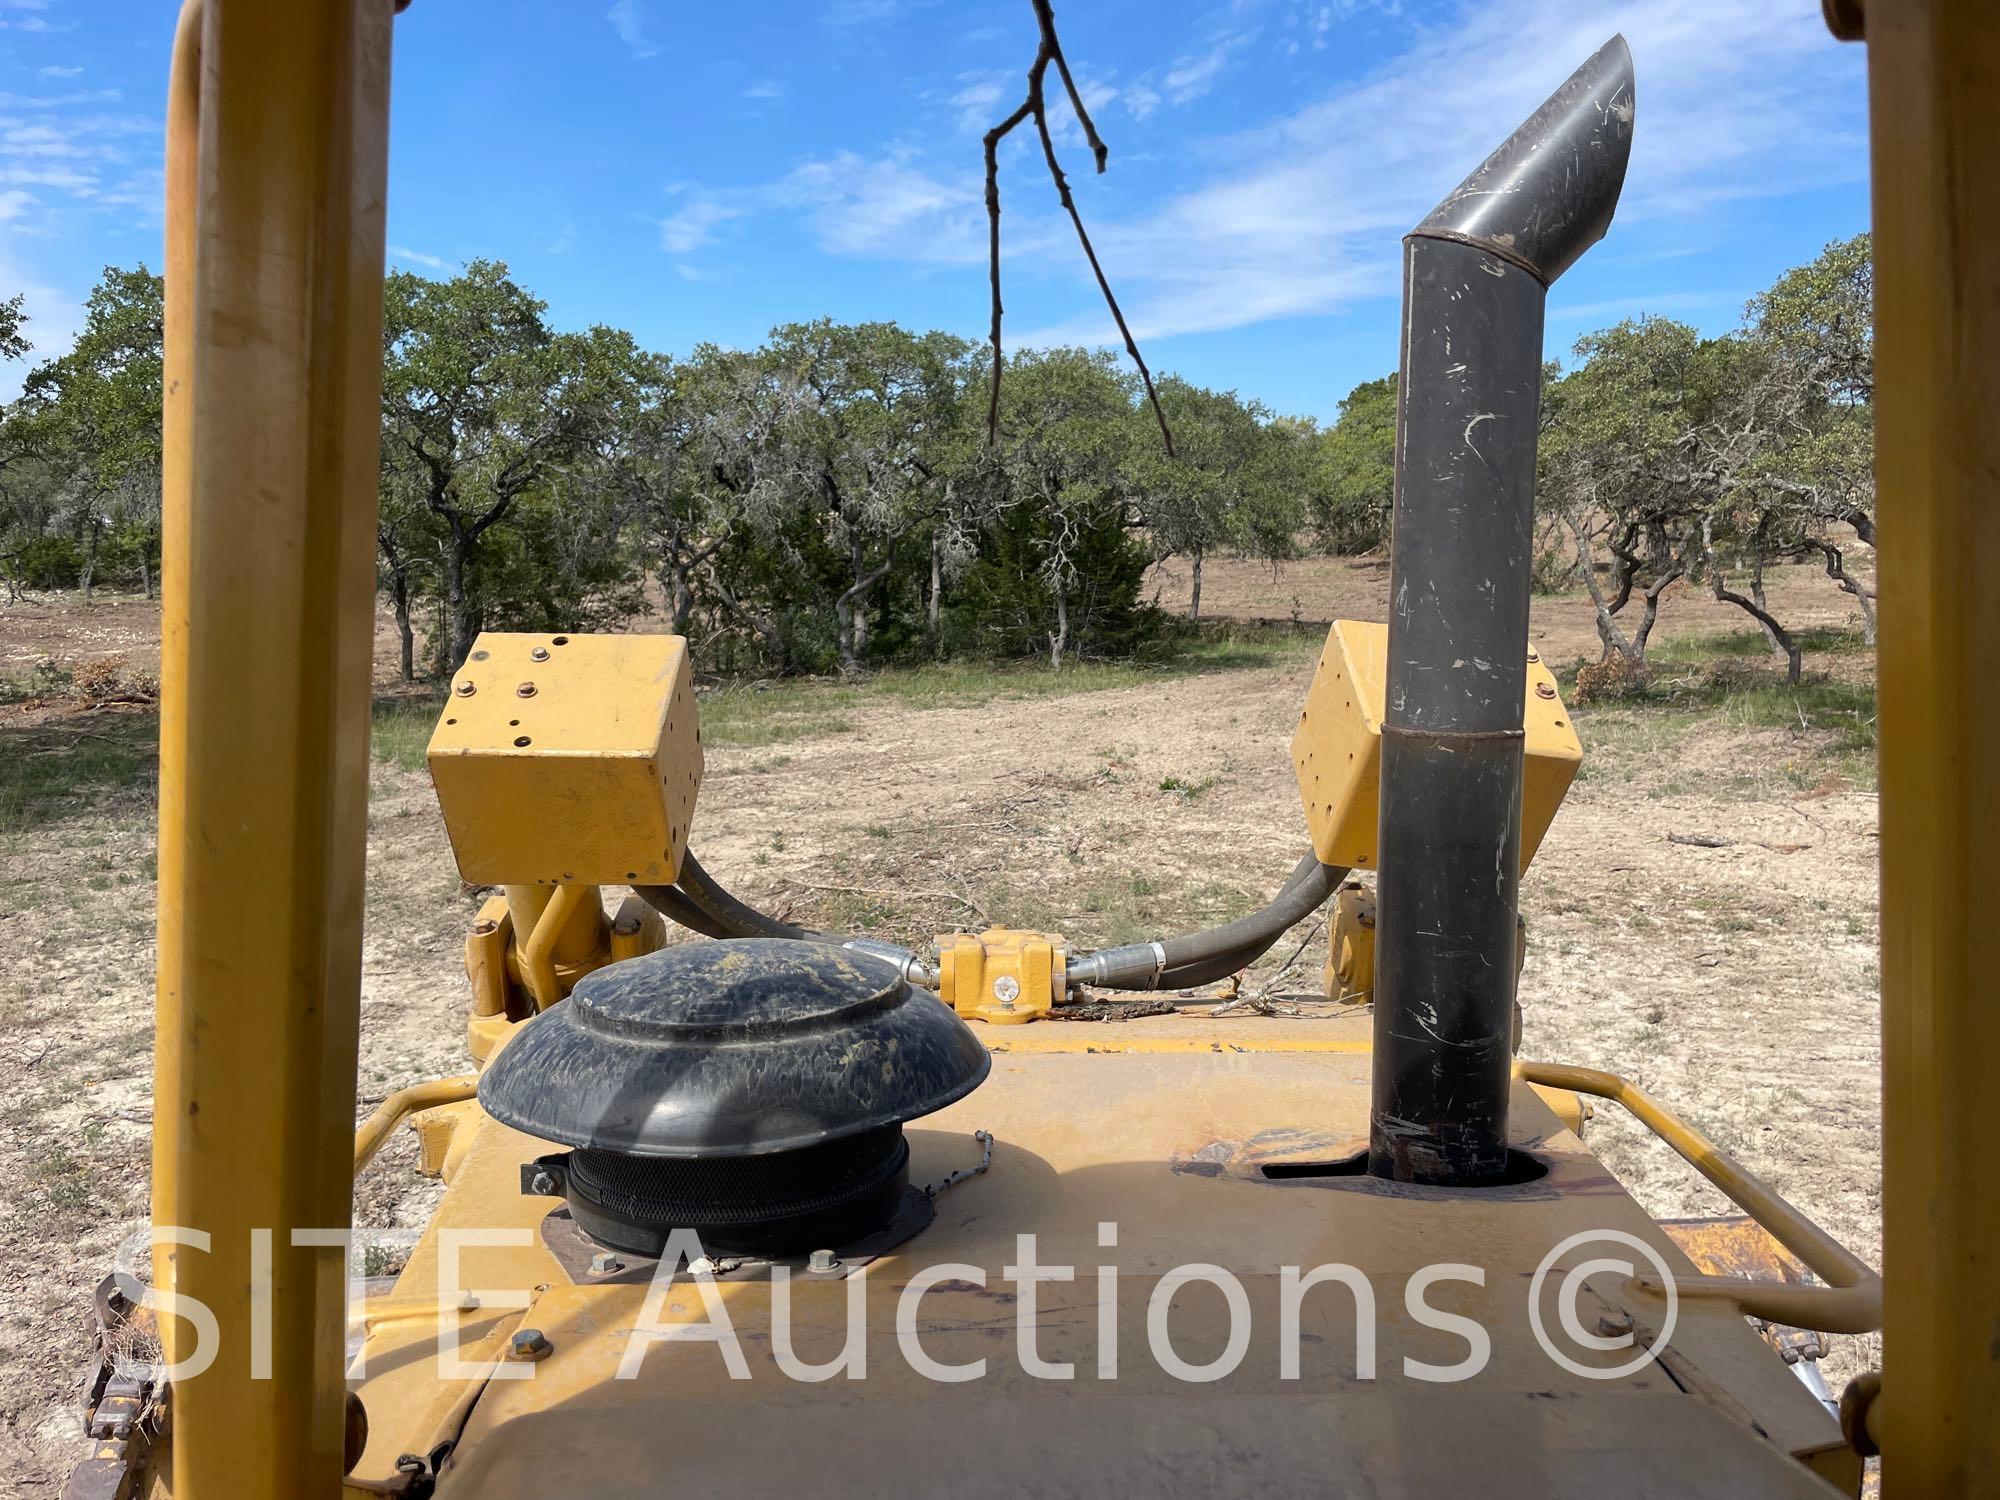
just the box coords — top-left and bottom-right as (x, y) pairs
(1368, 38), (1634, 1185)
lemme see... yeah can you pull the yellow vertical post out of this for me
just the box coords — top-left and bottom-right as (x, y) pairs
(1859, 1), (2000, 1491)
(150, 0), (201, 1314)
(154, 1), (392, 1494)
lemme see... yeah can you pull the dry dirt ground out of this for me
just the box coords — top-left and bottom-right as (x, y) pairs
(0, 557), (1880, 1493)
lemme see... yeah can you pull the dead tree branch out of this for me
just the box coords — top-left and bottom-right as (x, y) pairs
(984, 0), (1174, 456)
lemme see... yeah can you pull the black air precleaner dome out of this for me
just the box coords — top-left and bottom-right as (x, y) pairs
(481, 938), (990, 1256)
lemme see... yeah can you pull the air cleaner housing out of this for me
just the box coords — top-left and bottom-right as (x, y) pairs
(480, 938), (991, 1255)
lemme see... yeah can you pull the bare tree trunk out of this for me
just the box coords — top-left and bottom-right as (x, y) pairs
(1742, 540), (1792, 664)
(701, 558), (782, 663)
(390, 571), (415, 683)
(80, 518), (100, 601)
(1704, 523), (1800, 684)
(1189, 544), (1204, 622)
(1804, 539), (1877, 646)
(664, 562), (694, 636)
(835, 540), (894, 678)
(1569, 515), (1636, 661)
(927, 531), (942, 635)
(444, 534), (477, 673)
(1631, 561), (1684, 657)
(1049, 576), (1070, 668)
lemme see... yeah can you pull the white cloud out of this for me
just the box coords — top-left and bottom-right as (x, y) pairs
(3, 123), (86, 157)
(823, 0), (933, 25)
(0, 89), (120, 108)
(1161, 29), (1256, 105)
(743, 81), (784, 100)
(606, 0), (660, 59)
(1547, 290), (1742, 326)
(659, 196), (745, 254)
(36, 65), (81, 80)
(1025, 0), (1861, 346)
(950, 76), (1006, 133)
(388, 244), (447, 270)
(546, 220), (577, 255)
(657, 152), (983, 267)
(635, 0), (1862, 355)
(0, 163), (92, 191)
(775, 151), (977, 260)
(0, 188), (35, 222)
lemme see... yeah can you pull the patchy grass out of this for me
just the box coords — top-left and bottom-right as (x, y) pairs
(1648, 624), (1871, 666)
(697, 632), (1321, 749)
(0, 710), (158, 835)
(373, 690), (448, 773)
(1565, 658), (1877, 790)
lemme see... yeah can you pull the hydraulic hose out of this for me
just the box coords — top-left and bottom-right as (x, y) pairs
(639, 848), (1338, 998)
(1065, 852), (1348, 990)
(636, 850), (937, 984)
(672, 848), (819, 941)
(631, 881), (733, 941)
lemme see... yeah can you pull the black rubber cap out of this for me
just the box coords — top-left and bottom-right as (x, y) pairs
(478, 938), (990, 1157)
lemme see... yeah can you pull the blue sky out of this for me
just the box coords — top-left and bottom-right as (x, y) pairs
(2, 0), (1867, 418)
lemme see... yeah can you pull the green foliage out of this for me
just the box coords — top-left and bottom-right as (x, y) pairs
(2, 235), (1874, 688)
(1306, 373), (1396, 553)
(1539, 234), (1877, 677)
(0, 293), (27, 364)
(11, 532), (83, 589)
(943, 478), (1159, 662)
(2, 266), (166, 596)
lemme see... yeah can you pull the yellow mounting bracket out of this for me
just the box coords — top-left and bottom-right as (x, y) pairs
(427, 630), (703, 888)
(936, 927), (1067, 1025)
(1324, 882), (1376, 1002)
(1292, 619), (1580, 871)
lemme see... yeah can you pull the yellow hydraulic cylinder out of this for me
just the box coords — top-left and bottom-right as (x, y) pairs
(1850, 1), (2000, 1490)
(152, 2), (393, 1496)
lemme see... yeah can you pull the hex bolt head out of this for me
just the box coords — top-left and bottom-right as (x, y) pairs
(507, 1328), (553, 1362)
(530, 646), (551, 662)
(589, 1252), (625, 1276)
(516, 682), (537, 698)
(1534, 681), (1558, 700)
(454, 681), (476, 697)
(807, 1249), (840, 1273)
(528, 1170), (558, 1197)
(1595, 1309), (1635, 1339)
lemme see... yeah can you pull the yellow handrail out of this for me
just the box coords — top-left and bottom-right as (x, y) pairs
(353, 1075), (480, 1175)
(1518, 1060), (1882, 1334)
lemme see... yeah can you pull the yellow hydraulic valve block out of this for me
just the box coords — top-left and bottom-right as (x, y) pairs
(937, 927), (1067, 1025)
(1292, 619), (1580, 871)
(428, 631), (704, 888)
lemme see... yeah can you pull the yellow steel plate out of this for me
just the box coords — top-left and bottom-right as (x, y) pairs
(353, 1017), (1847, 1497)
